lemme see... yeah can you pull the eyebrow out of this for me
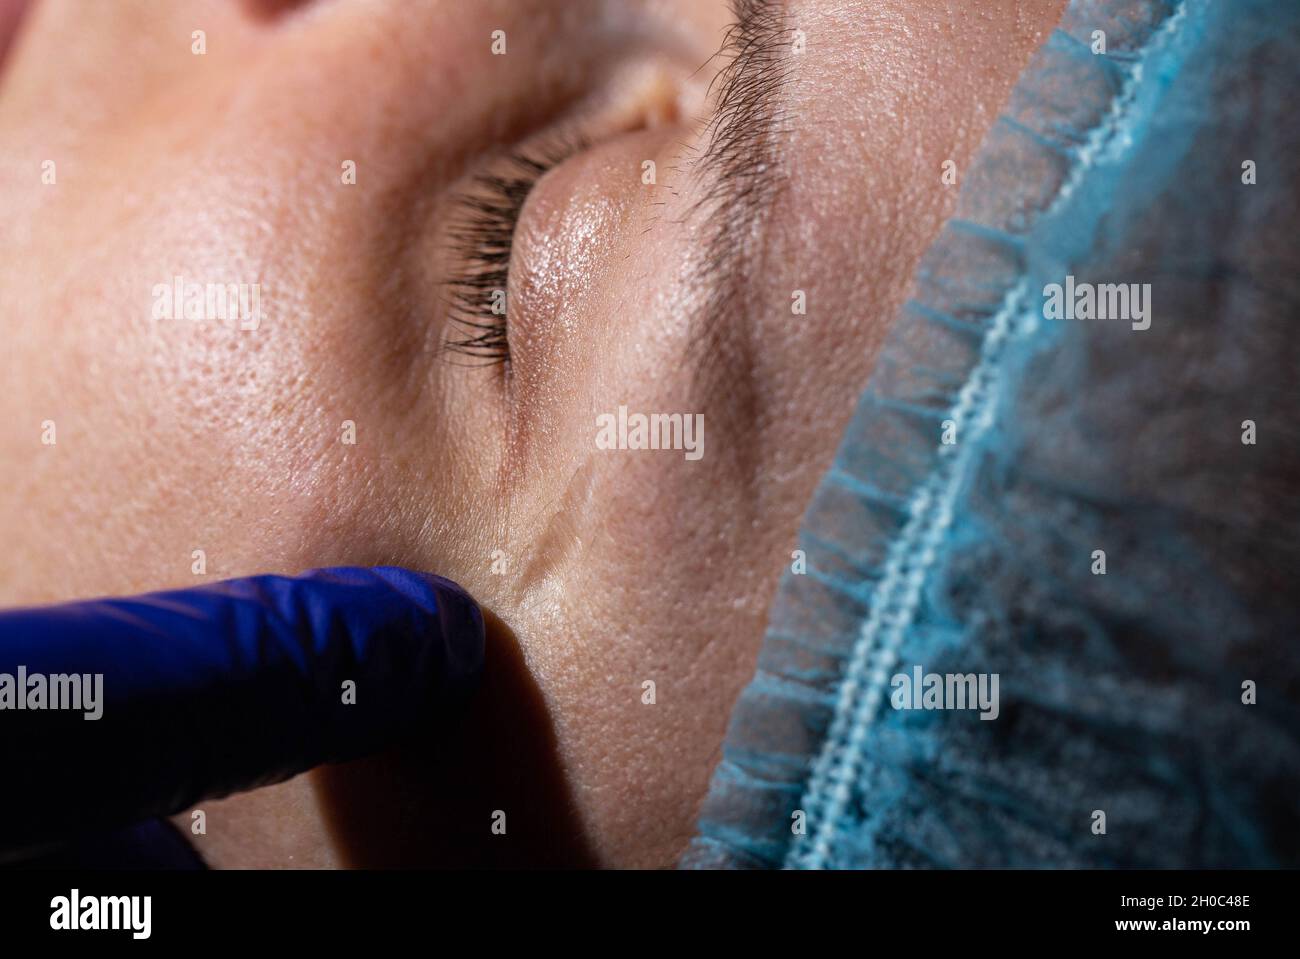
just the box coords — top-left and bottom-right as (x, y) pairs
(689, 0), (796, 357)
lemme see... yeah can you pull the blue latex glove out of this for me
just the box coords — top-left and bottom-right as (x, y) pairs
(0, 566), (484, 861)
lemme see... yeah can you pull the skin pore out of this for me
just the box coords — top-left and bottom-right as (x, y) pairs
(0, 0), (1065, 867)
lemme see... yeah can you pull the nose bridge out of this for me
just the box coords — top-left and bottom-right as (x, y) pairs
(232, 0), (633, 170)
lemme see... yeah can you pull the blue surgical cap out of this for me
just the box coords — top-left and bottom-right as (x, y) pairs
(684, 0), (1300, 869)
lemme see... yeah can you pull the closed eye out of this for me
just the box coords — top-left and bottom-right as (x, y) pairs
(442, 0), (793, 371)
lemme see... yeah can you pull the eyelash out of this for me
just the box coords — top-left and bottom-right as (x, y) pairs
(690, 0), (790, 296)
(442, 150), (560, 366)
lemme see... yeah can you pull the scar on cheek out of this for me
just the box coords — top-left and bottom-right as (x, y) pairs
(512, 456), (599, 606)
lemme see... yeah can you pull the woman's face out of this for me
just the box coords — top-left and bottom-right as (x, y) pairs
(0, 0), (1062, 866)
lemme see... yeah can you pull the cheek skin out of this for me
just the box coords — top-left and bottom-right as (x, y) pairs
(487, 452), (778, 867)
(0, 116), (433, 601)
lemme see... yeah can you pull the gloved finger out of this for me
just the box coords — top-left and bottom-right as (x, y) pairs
(0, 566), (484, 860)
